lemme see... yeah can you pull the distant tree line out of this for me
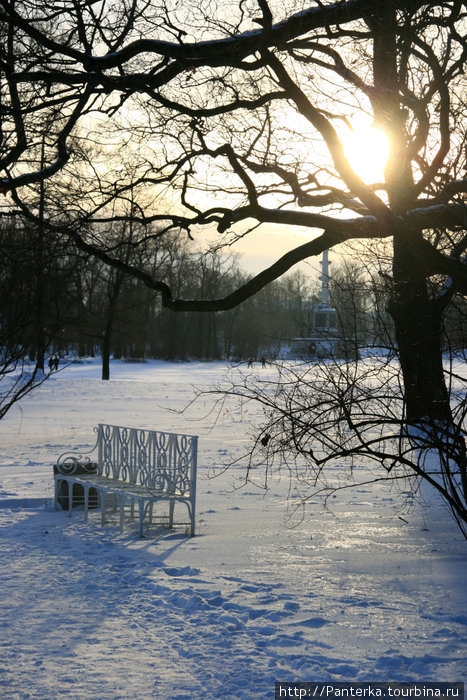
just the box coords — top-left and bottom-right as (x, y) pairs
(3, 215), (466, 382)
(1, 215), (326, 375)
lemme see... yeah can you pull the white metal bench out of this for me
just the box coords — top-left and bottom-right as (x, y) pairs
(54, 423), (198, 537)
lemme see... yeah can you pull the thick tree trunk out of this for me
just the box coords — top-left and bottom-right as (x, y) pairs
(102, 318), (112, 381)
(34, 223), (46, 372)
(391, 234), (467, 523)
(369, 7), (452, 424)
(101, 275), (123, 380)
(35, 139), (47, 373)
(391, 235), (451, 423)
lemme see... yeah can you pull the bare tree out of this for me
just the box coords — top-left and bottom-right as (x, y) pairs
(0, 0), (466, 528)
(0, 216), (51, 418)
(211, 341), (467, 535)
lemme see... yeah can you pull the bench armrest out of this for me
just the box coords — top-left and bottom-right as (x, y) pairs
(55, 429), (99, 475)
(54, 456), (98, 475)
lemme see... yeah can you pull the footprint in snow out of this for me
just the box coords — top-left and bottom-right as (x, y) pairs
(164, 566), (200, 577)
(295, 616), (332, 628)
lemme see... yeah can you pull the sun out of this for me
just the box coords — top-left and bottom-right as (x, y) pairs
(342, 116), (390, 185)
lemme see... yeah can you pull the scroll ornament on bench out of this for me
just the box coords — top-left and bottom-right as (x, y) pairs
(54, 456), (98, 476)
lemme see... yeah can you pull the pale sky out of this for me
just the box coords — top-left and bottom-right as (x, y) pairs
(234, 225), (321, 277)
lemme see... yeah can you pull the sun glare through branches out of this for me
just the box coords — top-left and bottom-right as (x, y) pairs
(342, 116), (390, 185)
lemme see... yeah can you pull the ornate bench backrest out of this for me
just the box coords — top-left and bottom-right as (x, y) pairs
(97, 423), (197, 496)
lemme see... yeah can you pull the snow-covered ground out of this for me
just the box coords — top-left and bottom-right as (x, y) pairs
(0, 359), (465, 699)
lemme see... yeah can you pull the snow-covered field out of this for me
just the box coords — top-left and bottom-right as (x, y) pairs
(0, 359), (465, 699)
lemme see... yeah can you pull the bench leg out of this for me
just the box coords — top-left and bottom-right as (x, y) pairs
(190, 506), (195, 537)
(54, 478), (64, 511)
(169, 499), (175, 529)
(138, 499), (145, 538)
(119, 495), (125, 533)
(54, 478), (59, 510)
(84, 485), (89, 522)
(67, 481), (73, 517)
(101, 491), (106, 527)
